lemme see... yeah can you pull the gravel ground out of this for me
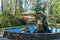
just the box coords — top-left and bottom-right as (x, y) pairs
(0, 37), (9, 40)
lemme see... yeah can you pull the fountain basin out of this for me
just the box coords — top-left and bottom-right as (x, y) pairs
(3, 26), (60, 40)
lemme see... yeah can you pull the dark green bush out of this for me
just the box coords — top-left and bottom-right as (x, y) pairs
(11, 18), (21, 26)
(56, 16), (60, 23)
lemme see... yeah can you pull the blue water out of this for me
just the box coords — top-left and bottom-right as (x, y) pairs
(6, 26), (60, 33)
(49, 27), (60, 33)
(6, 28), (22, 33)
(28, 26), (36, 33)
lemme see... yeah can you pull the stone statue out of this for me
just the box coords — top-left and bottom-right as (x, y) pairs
(42, 14), (51, 33)
(35, 14), (51, 33)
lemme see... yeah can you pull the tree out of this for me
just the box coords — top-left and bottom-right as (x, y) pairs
(1, 0), (3, 12)
(20, 0), (24, 13)
(49, 0), (60, 24)
(48, 0), (60, 27)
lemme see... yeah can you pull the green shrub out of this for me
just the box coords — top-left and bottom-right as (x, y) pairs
(56, 16), (60, 23)
(0, 10), (21, 28)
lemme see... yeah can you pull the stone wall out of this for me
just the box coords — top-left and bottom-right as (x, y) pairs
(19, 14), (35, 21)
(3, 31), (60, 40)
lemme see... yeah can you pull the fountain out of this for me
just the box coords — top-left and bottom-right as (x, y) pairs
(3, 13), (60, 40)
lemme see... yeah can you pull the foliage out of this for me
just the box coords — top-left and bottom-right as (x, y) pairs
(51, 0), (60, 22)
(15, 7), (20, 17)
(48, 0), (60, 26)
(56, 16), (60, 23)
(0, 10), (21, 28)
